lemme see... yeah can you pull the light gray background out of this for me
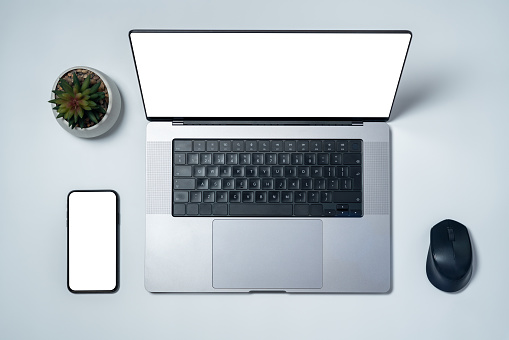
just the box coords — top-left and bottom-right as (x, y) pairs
(1, 0), (508, 338)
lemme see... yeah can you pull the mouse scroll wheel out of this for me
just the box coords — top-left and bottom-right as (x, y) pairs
(447, 227), (455, 241)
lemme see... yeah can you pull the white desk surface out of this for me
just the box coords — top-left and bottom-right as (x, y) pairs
(1, 0), (508, 338)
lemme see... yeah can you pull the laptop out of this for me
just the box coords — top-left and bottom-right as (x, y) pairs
(129, 30), (412, 293)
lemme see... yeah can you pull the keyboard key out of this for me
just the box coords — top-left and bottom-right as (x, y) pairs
(301, 179), (313, 190)
(232, 140), (244, 151)
(229, 191), (241, 202)
(242, 191), (254, 202)
(248, 178), (261, 189)
(323, 141), (335, 152)
(206, 141), (219, 151)
(187, 204), (199, 215)
(295, 191), (306, 203)
(265, 153), (277, 165)
(349, 140), (362, 152)
(275, 178), (287, 189)
(333, 191), (362, 203)
(203, 191), (215, 202)
(246, 166), (258, 177)
(206, 166), (219, 177)
(271, 140), (283, 151)
(173, 204), (186, 215)
(309, 204), (323, 216)
(310, 141), (322, 151)
(278, 153), (290, 165)
(219, 166), (232, 177)
(193, 166), (205, 177)
(187, 153), (199, 164)
(239, 154), (251, 165)
(258, 140), (270, 151)
(199, 203), (212, 215)
(297, 141), (309, 152)
(174, 140), (192, 152)
(255, 191), (267, 202)
(216, 191), (228, 202)
(252, 153), (264, 164)
(336, 140), (348, 151)
(226, 153), (238, 165)
(222, 178), (235, 190)
(190, 191), (202, 202)
(284, 166), (297, 177)
(304, 153), (316, 165)
(174, 153), (186, 164)
(213, 153), (225, 165)
(174, 179), (195, 190)
(233, 166), (245, 177)
(272, 166), (284, 177)
(281, 191), (293, 203)
(200, 153), (212, 165)
(343, 153), (362, 165)
(193, 141), (206, 151)
(209, 178), (222, 189)
(331, 154), (342, 164)
(308, 191), (319, 202)
(219, 141), (231, 151)
(229, 204), (292, 216)
(212, 203), (228, 215)
(174, 166), (192, 177)
(174, 191), (189, 202)
(284, 140), (296, 151)
(235, 178), (247, 190)
(259, 166), (271, 177)
(268, 191), (280, 202)
(317, 153), (329, 165)
(245, 140), (257, 151)
(196, 178), (208, 189)
(291, 153), (303, 165)
(262, 178), (274, 189)
(294, 204), (309, 216)
(321, 191), (332, 202)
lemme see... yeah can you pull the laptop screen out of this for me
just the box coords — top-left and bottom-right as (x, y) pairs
(130, 30), (411, 121)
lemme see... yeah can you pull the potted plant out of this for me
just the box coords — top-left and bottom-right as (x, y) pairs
(49, 66), (121, 138)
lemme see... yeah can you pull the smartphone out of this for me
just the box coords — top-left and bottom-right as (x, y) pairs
(67, 190), (119, 293)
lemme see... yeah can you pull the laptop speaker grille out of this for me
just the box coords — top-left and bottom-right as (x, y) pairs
(363, 142), (390, 215)
(147, 141), (172, 214)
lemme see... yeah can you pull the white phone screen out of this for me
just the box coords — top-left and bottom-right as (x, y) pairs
(67, 190), (118, 292)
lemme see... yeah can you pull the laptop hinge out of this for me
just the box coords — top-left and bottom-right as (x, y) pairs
(170, 120), (364, 126)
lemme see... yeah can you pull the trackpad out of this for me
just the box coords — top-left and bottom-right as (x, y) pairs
(212, 219), (323, 289)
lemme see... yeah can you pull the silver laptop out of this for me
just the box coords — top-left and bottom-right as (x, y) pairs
(129, 30), (411, 293)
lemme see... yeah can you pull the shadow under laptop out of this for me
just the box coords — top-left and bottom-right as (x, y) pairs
(390, 69), (451, 121)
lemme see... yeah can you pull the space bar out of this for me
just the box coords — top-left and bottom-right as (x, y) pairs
(229, 204), (293, 216)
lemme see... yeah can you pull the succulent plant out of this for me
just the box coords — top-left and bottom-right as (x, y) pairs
(49, 72), (106, 129)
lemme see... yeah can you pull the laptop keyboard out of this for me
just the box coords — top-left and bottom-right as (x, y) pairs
(172, 139), (363, 217)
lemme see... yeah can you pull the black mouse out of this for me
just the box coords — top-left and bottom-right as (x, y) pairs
(426, 219), (473, 292)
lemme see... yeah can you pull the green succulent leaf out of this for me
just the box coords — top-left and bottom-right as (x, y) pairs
(60, 80), (74, 95)
(88, 111), (98, 124)
(56, 112), (65, 119)
(72, 72), (80, 87)
(89, 82), (101, 94)
(81, 75), (91, 92)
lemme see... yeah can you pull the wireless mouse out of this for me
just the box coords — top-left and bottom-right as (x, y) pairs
(426, 219), (473, 292)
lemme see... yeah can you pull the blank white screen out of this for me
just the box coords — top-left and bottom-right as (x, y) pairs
(68, 191), (117, 291)
(130, 31), (411, 119)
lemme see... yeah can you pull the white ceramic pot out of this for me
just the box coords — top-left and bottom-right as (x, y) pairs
(50, 66), (121, 138)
